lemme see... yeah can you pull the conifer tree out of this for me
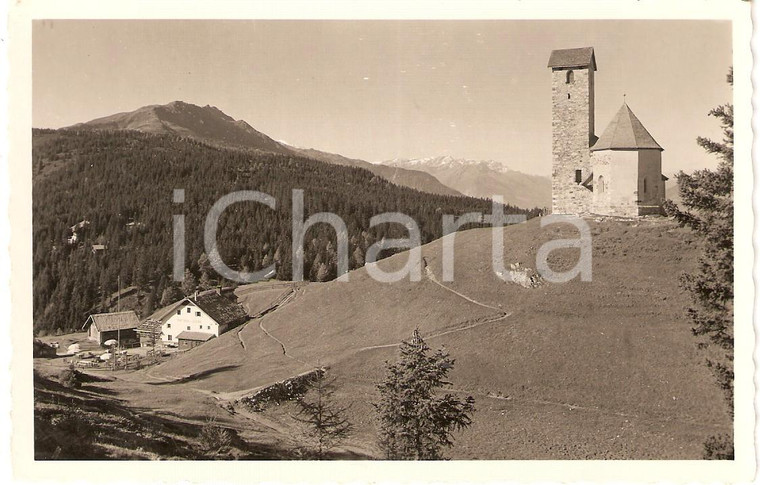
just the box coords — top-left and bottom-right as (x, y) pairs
(316, 263), (330, 282)
(160, 284), (183, 306)
(292, 369), (352, 459)
(353, 246), (365, 267)
(374, 329), (475, 460)
(142, 287), (156, 317)
(198, 252), (212, 275)
(199, 271), (214, 291)
(663, 67), (733, 459)
(181, 269), (198, 296)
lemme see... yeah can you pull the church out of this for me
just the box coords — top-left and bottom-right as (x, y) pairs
(548, 47), (666, 217)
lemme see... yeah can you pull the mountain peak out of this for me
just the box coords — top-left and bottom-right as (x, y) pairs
(69, 101), (291, 155)
(388, 156), (512, 174)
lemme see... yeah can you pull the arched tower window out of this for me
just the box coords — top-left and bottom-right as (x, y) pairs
(566, 70), (574, 84)
(598, 176), (605, 193)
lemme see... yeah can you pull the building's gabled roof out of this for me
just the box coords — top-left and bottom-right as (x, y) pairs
(83, 311), (140, 332)
(144, 290), (248, 327)
(193, 292), (248, 327)
(591, 103), (663, 152)
(547, 47), (597, 71)
(145, 301), (180, 323)
(176, 331), (215, 342)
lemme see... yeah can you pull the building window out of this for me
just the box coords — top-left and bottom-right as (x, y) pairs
(566, 70), (574, 84)
(575, 169), (582, 184)
(196, 311), (201, 317)
(176, 310), (181, 315)
(168, 335), (172, 341)
(643, 177), (647, 193)
(167, 323), (171, 328)
(186, 307), (191, 313)
(187, 326), (190, 330)
(598, 176), (605, 193)
(567, 93), (571, 99)
(199, 325), (202, 329)
(208, 326), (211, 330)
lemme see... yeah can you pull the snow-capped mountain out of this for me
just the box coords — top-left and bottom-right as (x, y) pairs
(382, 156), (551, 209)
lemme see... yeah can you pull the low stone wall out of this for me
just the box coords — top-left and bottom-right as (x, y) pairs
(238, 368), (324, 412)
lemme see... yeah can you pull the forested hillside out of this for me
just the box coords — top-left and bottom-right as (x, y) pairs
(32, 129), (538, 334)
(70, 101), (462, 197)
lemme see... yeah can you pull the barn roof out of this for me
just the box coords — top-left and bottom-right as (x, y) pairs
(591, 103), (663, 152)
(83, 311), (139, 332)
(193, 292), (248, 327)
(176, 331), (215, 342)
(547, 47), (597, 71)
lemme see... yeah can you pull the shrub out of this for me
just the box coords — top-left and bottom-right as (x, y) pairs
(197, 419), (232, 456)
(58, 366), (81, 389)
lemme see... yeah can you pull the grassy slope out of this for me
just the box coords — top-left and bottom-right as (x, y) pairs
(147, 217), (729, 459)
(234, 284), (294, 316)
(33, 366), (296, 460)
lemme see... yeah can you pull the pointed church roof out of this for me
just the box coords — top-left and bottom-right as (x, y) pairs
(547, 47), (597, 71)
(591, 103), (663, 151)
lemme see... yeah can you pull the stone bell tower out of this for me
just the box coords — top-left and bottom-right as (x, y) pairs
(547, 47), (597, 214)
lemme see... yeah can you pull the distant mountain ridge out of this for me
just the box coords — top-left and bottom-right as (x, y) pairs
(68, 101), (460, 198)
(291, 148), (462, 197)
(665, 179), (682, 206)
(391, 156), (512, 174)
(383, 156), (552, 209)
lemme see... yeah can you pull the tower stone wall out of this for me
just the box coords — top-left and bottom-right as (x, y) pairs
(551, 67), (595, 214)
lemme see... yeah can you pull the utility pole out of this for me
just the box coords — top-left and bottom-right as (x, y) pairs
(113, 275), (121, 371)
(117, 275), (121, 348)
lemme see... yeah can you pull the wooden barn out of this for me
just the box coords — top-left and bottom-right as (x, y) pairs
(82, 311), (139, 346)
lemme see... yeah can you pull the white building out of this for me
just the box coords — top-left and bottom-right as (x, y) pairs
(142, 290), (248, 349)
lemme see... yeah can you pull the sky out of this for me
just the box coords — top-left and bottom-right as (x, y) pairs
(33, 20), (733, 176)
